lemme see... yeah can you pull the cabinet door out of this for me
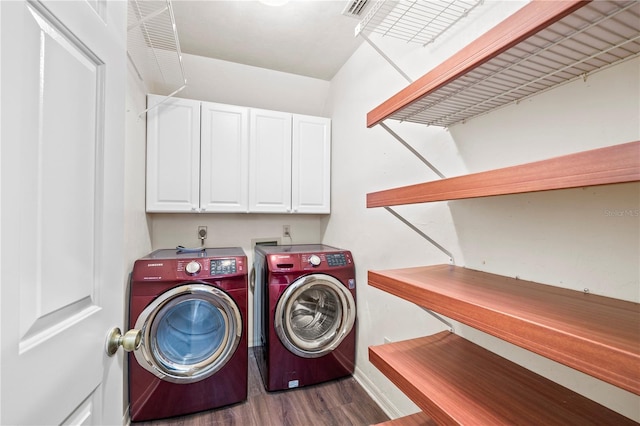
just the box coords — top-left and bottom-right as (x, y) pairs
(292, 115), (331, 213)
(146, 95), (200, 212)
(249, 109), (292, 213)
(200, 102), (249, 212)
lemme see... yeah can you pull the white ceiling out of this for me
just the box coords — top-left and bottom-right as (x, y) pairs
(171, 0), (366, 81)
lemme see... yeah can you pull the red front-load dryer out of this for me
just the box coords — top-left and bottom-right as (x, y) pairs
(253, 244), (356, 392)
(128, 248), (247, 421)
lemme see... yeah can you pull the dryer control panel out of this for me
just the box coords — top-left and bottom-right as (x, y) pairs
(133, 256), (246, 281)
(267, 251), (353, 272)
(301, 252), (351, 268)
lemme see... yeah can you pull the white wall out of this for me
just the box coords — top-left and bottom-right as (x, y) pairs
(323, 0), (639, 421)
(123, 61), (153, 420)
(149, 213), (322, 249)
(153, 53), (331, 116)
(125, 65), (153, 275)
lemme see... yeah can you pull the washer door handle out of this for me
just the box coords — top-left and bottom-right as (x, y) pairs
(105, 327), (141, 357)
(249, 267), (256, 291)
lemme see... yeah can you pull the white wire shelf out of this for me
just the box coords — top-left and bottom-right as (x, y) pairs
(127, 0), (186, 96)
(378, 0), (640, 128)
(356, 0), (484, 45)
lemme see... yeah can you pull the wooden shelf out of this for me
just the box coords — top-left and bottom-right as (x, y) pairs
(367, 140), (640, 208)
(366, 0), (640, 128)
(364, 0), (640, 420)
(369, 332), (637, 425)
(368, 265), (640, 395)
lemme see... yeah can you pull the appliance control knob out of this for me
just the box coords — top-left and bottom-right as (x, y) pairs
(309, 254), (321, 267)
(185, 261), (201, 275)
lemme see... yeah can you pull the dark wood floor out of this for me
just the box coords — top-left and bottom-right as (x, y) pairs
(135, 351), (390, 426)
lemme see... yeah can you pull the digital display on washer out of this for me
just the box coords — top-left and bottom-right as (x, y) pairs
(326, 253), (347, 266)
(210, 258), (237, 275)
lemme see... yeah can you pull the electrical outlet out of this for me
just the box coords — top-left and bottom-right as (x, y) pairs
(198, 226), (207, 240)
(283, 225), (291, 238)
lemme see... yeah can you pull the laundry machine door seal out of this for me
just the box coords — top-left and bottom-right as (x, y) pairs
(134, 283), (242, 384)
(275, 273), (355, 358)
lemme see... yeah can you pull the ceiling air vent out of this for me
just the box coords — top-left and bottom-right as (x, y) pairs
(342, 0), (370, 18)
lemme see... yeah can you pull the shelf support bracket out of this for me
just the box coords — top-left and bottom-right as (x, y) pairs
(380, 122), (446, 178)
(360, 33), (413, 83)
(384, 207), (455, 264)
(422, 308), (454, 333)
(137, 83), (187, 118)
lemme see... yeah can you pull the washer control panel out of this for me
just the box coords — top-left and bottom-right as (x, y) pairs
(326, 253), (348, 267)
(175, 258), (240, 277)
(210, 258), (237, 275)
(132, 248), (247, 281)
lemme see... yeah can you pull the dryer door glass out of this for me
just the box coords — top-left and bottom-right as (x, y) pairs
(134, 284), (242, 384)
(155, 298), (226, 365)
(275, 273), (355, 358)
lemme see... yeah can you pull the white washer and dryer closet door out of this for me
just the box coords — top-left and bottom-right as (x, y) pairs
(134, 284), (243, 383)
(0, 1), (126, 424)
(275, 274), (356, 358)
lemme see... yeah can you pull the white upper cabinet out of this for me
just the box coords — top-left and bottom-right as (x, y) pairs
(146, 95), (201, 212)
(200, 102), (249, 212)
(146, 95), (331, 214)
(146, 96), (249, 213)
(249, 109), (293, 213)
(292, 115), (331, 214)
(248, 111), (331, 214)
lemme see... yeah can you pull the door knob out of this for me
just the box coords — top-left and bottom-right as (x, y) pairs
(106, 327), (141, 357)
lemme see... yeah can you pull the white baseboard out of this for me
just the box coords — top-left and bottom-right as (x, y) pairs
(122, 407), (130, 426)
(353, 365), (403, 420)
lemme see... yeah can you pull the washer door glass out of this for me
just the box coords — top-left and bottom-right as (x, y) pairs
(275, 274), (355, 358)
(134, 284), (242, 384)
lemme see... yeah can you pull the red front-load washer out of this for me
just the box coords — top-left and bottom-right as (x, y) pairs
(253, 244), (356, 392)
(128, 248), (247, 422)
